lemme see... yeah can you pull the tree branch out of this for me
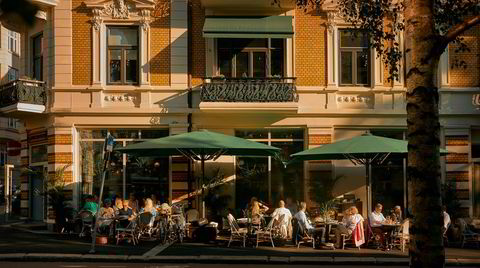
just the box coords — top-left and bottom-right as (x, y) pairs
(444, 15), (480, 44)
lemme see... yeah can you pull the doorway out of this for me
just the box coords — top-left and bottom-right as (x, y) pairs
(30, 165), (46, 221)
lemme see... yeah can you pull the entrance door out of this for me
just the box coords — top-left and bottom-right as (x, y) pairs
(30, 166), (45, 221)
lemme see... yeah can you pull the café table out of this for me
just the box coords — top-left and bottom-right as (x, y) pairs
(315, 220), (339, 243)
(381, 223), (402, 249)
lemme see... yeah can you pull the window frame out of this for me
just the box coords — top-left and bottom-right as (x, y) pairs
(7, 67), (18, 82)
(216, 38), (285, 78)
(338, 29), (371, 87)
(7, 30), (19, 55)
(32, 33), (44, 81)
(106, 26), (139, 85)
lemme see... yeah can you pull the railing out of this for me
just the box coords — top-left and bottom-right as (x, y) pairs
(0, 79), (46, 108)
(201, 77), (298, 102)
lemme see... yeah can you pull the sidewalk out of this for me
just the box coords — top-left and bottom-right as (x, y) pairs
(0, 225), (479, 266)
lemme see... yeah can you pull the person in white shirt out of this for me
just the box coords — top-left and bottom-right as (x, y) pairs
(369, 203), (387, 250)
(442, 205), (451, 235)
(271, 200), (292, 238)
(334, 206), (363, 248)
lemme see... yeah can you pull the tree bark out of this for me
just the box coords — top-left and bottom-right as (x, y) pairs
(404, 0), (444, 267)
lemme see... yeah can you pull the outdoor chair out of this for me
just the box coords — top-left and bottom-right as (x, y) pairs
(227, 214), (247, 248)
(136, 212), (155, 241)
(255, 214), (281, 248)
(293, 218), (315, 249)
(392, 219), (410, 252)
(341, 221), (363, 250)
(443, 221), (451, 247)
(78, 210), (94, 238)
(458, 218), (480, 248)
(115, 218), (137, 245)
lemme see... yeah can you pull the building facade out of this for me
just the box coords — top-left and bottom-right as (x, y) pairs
(0, 0), (479, 223)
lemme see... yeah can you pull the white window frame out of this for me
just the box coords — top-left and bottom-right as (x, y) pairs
(7, 30), (19, 55)
(338, 29), (370, 87)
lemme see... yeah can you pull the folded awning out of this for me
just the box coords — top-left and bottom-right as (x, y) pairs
(203, 16), (293, 39)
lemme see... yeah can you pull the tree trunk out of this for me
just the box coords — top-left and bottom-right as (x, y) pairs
(404, 1), (444, 267)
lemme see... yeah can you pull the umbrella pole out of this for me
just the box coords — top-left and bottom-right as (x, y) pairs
(366, 159), (371, 215)
(201, 156), (205, 219)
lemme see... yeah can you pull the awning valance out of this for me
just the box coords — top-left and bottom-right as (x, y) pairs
(202, 16), (293, 39)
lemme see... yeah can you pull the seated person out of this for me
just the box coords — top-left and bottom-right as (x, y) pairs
(370, 203), (387, 249)
(271, 200), (292, 239)
(251, 200), (262, 225)
(294, 202), (326, 243)
(82, 196), (99, 216)
(443, 205), (451, 235)
(139, 198), (157, 218)
(391, 205), (403, 223)
(334, 206), (363, 248)
(118, 199), (135, 220)
(98, 199), (115, 234)
(114, 198), (124, 213)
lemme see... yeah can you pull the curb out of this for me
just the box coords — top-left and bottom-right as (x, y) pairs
(1, 254), (480, 265)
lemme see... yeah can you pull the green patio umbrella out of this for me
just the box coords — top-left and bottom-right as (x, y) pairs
(290, 133), (448, 213)
(116, 130), (281, 215)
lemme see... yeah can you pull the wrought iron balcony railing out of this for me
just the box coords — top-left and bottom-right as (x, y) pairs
(201, 77), (298, 103)
(0, 79), (46, 108)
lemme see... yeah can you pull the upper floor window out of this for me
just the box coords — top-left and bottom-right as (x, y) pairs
(107, 27), (139, 85)
(8, 30), (19, 54)
(7, 117), (16, 128)
(32, 34), (43, 81)
(217, 38), (284, 78)
(339, 30), (370, 86)
(7, 67), (18, 81)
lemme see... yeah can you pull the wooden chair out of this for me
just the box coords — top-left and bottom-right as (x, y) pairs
(255, 215), (277, 248)
(342, 221), (363, 250)
(115, 217), (137, 245)
(227, 214), (247, 247)
(78, 210), (94, 238)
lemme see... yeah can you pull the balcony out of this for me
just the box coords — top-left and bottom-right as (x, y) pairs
(199, 77), (299, 113)
(0, 79), (47, 116)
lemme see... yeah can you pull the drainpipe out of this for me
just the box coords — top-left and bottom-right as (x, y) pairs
(187, 0), (193, 209)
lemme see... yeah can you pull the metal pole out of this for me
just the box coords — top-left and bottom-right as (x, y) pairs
(366, 159), (371, 215)
(201, 156), (205, 219)
(89, 151), (110, 254)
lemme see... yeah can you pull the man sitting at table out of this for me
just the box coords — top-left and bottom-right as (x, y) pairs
(294, 202), (326, 243)
(391, 205), (403, 223)
(370, 203), (387, 250)
(271, 200), (292, 239)
(334, 206), (363, 249)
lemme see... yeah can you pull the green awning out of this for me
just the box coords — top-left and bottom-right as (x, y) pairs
(203, 16), (293, 39)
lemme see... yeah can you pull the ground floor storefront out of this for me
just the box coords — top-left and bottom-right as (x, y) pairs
(13, 112), (480, 222)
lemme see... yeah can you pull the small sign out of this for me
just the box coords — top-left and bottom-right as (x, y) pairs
(105, 134), (115, 152)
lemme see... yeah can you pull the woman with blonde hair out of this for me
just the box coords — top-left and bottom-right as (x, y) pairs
(139, 198), (157, 217)
(334, 206), (363, 249)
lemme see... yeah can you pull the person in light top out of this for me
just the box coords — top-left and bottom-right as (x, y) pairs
(369, 203), (387, 250)
(294, 202), (326, 243)
(443, 205), (451, 235)
(334, 206), (363, 248)
(271, 200), (293, 238)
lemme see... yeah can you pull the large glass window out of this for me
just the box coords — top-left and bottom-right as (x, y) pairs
(339, 30), (370, 86)
(370, 130), (406, 214)
(107, 27), (138, 84)
(7, 67), (18, 82)
(32, 34), (43, 81)
(79, 129), (169, 204)
(235, 129), (304, 212)
(217, 38), (285, 78)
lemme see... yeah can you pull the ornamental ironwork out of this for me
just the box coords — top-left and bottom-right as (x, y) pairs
(201, 77), (298, 102)
(0, 79), (46, 108)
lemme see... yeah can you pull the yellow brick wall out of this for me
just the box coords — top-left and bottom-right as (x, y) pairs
(295, 7), (326, 86)
(309, 134), (331, 145)
(191, 0), (205, 87)
(449, 24), (480, 87)
(72, 0), (92, 85)
(48, 152), (73, 164)
(150, 0), (171, 86)
(48, 134), (72, 145)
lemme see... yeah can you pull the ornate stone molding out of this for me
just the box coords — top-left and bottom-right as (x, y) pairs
(326, 11), (338, 33)
(85, 0), (155, 29)
(336, 95), (372, 103)
(473, 94), (480, 110)
(140, 9), (150, 31)
(104, 94), (137, 102)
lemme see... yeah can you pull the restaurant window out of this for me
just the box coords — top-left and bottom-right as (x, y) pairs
(217, 38), (285, 78)
(8, 30), (19, 54)
(339, 29), (370, 86)
(31, 144), (48, 163)
(370, 130), (406, 214)
(32, 34), (43, 81)
(235, 129), (304, 212)
(107, 27), (139, 85)
(79, 129), (169, 205)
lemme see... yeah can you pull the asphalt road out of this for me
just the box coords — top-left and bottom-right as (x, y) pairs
(0, 263), (412, 268)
